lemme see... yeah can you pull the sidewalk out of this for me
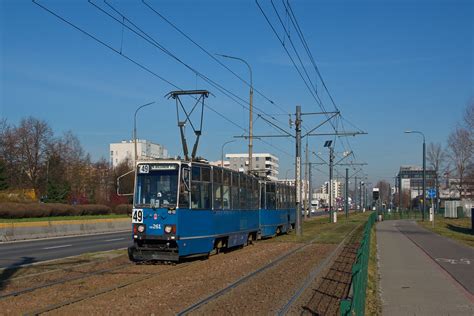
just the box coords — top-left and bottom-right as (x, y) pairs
(377, 220), (474, 315)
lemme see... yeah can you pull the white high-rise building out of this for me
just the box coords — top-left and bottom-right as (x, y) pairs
(225, 153), (279, 180)
(321, 180), (343, 204)
(109, 139), (168, 168)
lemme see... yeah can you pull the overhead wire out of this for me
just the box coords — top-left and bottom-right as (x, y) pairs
(258, 0), (367, 166)
(141, 0), (291, 116)
(94, 0), (297, 146)
(32, 0), (293, 159)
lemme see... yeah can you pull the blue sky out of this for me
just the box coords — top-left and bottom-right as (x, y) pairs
(1, 0), (473, 187)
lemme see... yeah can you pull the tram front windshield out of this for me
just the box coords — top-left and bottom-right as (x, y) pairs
(135, 164), (179, 208)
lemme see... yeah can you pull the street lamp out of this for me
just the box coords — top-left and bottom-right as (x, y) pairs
(221, 140), (236, 167)
(405, 130), (426, 221)
(216, 54), (253, 174)
(134, 101), (155, 165)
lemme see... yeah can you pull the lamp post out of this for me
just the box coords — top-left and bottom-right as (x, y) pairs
(217, 54), (253, 174)
(405, 130), (426, 221)
(221, 140), (236, 167)
(134, 101), (155, 165)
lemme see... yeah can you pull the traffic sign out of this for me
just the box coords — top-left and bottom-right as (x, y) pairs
(427, 188), (436, 199)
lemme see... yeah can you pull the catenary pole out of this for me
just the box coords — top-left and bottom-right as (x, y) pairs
(295, 106), (302, 236)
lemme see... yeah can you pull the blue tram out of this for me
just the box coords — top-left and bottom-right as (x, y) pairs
(128, 159), (296, 262)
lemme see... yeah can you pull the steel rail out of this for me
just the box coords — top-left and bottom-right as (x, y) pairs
(0, 263), (132, 300)
(276, 223), (362, 315)
(22, 263), (194, 316)
(176, 231), (332, 316)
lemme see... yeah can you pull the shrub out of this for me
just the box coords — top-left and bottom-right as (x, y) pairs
(75, 204), (111, 216)
(0, 202), (112, 218)
(113, 204), (133, 215)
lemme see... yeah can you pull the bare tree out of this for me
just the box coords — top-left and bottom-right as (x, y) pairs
(464, 99), (474, 132)
(426, 142), (447, 209)
(447, 127), (473, 198)
(16, 117), (53, 195)
(375, 180), (391, 205)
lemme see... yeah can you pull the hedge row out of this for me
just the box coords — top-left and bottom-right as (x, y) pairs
(0, 203), (133, 219)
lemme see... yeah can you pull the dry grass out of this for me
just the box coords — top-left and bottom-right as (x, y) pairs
(365, 225), (382, 315)
(418, 216), (474, 248)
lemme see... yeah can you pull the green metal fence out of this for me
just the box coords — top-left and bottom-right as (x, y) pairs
(340, 212), (376, 316)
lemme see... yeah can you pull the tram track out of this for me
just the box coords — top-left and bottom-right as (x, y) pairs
(276, 224), (361, 315)
(21, 261), (201, 316)
(177, 222), (364, 316)
(0, 262), (133, 300)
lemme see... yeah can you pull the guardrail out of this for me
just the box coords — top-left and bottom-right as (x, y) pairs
(339, 212), (376, 316)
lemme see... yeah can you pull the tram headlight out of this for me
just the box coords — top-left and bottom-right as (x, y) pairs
(164, 225), (176, 234)
(137, 225), (145, 233)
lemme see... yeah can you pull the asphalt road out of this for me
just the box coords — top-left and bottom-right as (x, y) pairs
(396, 220), (474, 294)
(0, 211), (331, 270)
(0, 231), (132, 269)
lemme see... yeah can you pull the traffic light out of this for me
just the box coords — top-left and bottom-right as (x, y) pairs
(373, 188), (380, 200)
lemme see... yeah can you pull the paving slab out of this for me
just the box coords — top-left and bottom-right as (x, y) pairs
(377, 220), (474, 316)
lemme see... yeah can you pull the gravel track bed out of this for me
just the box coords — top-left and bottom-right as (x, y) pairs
(43, 242), (298, 315)
(192, 243), (336, 315)
(1, 260), (167, 314)
(299, 242), (359, 316)
(0, 254), (129, 296)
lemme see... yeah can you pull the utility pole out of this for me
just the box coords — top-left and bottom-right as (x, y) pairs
(308, 162), (312, 217)
(422, 138), (426, 221)
(329, 146), (334, 223)
(354, 176), (358, 211)
(295, 105), (302, 236)
(399, 175), (402, 211)
(345, 168), (349, 218)
(304, 140), (309, 220)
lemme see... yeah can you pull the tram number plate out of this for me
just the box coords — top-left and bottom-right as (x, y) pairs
(132, 209), (144, 223)
(139, 165), (149, 174)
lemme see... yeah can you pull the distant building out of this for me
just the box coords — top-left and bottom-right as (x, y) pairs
(225, 153), (279, 180)
(278, 178), (309, 203)
(209, 160), (230, 168)
(397, 165), (436, 200)
(321, 180), (343, 200)
(109, 139), (168, 168)
(315, 180), (344, 207)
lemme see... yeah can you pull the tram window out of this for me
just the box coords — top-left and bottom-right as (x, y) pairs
(240, 174), (247, 209)
(191, 182), (211, 209)
(249, 178), (253, 209)
(223, 170), (231, 210)
(201, 167), (211, 182)
(277, 185), (283, 209)
(260, 182), (265, 209)
(191, 182), (200, 209)
(266, 182), (276, 210)
(252, 178), (259, 210)
(192, 166), (201, 181)
(190, 165), (211, 210)
(231, 172), (239, 210)
(213, 168), (223, 210)
(179, 167), (190, 208)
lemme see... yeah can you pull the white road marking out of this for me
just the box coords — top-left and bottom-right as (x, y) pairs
(42, 244), (72, 250)
(436, 258), (472, 265)
(104, 238), (125, 242)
